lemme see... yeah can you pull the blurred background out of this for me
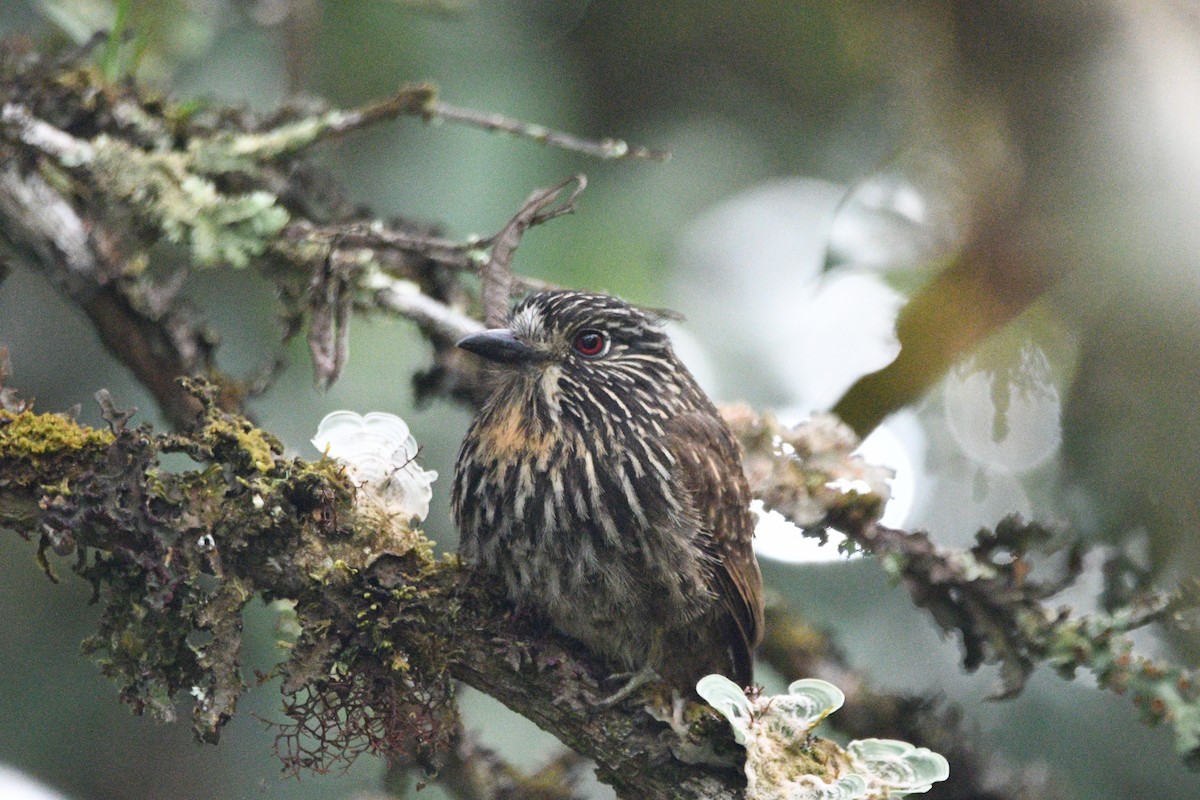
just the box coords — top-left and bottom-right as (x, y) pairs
(3, 0), (1200, 798)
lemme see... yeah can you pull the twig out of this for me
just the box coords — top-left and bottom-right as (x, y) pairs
(196, 85), (667, 166)
(317, 221), (483, 271)
(431, 101), (670, 162)
(307, 246), (357, 389)
(480, 175), (586, 326)
(1, 102), (95, 166)
(369, 272), (484, 344)
(322, 84), (438, 136)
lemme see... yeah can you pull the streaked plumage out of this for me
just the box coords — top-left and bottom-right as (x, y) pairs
(452, 290), (764, 691)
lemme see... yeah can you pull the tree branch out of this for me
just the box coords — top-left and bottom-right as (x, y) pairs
(0, 378), (1102, 800)
(0, 385), (749, 800)
(0, 46), (649, 419)
(725, 406), (1200, 767)
(0, 160), (214, 428)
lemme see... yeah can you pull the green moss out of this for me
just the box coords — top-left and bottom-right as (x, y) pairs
(744, 733), (842, 794)
(4, 381), (454, 763)
(207, 416), (280, 473)
(0, 409), (114, 457)
(0, 410), (115, 490)
(787, 736), (841, 781)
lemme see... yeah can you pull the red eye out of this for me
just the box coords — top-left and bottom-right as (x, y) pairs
(572, 329), (608, 357)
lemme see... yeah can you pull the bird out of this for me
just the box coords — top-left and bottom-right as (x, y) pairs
(451, 289), (763, 701)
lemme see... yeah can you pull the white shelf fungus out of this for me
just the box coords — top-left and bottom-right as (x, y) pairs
(311, 411), (438, 524)
(697, 675), (949, 800)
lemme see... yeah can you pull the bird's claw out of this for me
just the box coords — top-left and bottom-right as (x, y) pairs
(595, 665), (660, 707)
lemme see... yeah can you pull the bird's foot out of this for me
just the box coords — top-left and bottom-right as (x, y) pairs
(596, 665), (660, 708)
(643, 689), (691, 733)
(668, 689), (688, 734)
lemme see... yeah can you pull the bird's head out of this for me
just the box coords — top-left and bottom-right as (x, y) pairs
(457, 291), (698, 423)
(459, 291), (672, 366)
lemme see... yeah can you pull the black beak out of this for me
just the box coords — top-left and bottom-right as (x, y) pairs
(456, 328), (538, 364)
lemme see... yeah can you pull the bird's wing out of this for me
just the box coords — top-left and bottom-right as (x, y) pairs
(663, 410), (764, 684)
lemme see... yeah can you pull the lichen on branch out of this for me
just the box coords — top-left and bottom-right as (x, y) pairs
(1, 380), (445, 751)
(0, 45), (658, 418)
(726, 404), (1200, 766)
(0, 381), (763, 799)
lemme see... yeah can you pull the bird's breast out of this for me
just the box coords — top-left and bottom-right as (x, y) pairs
(474, 397), (554, 463)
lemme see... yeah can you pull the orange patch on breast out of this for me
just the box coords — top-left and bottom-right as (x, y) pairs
(480, 402), (552, 461)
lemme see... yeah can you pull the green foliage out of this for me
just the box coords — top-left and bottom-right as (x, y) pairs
(97, 0), (145, 83)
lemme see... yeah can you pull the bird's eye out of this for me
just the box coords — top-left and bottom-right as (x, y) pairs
(572, 329), (609, 358)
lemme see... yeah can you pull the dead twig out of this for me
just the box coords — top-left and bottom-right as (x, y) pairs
(480, 175), (586, 327)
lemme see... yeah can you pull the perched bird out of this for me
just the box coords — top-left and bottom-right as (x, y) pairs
(451, 290), (763, 699)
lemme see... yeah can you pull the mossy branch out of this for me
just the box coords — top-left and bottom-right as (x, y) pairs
(725, 407), (1200, 768)
(0, 384), (753, 800)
